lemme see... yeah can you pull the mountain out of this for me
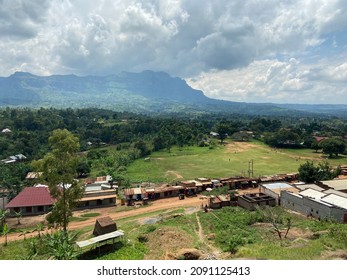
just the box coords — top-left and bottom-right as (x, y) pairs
(0, 71), (345, 117)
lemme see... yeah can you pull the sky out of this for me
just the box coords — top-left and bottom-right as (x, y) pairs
(1, 0), (347, 104)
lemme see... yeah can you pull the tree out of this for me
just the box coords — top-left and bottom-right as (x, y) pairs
(298, 161), (340, 183)
(32, 222), (46, 239)
(32, 129), (84, 232)
(256, 206), (291, 240)
(0, 209), (7, 227)
(14, 210), (22, 225)
(45, 230), (78, 260)
(215, 122), (229, 144)
(76, 160), (91, 178)
(1, 223), (10, 246)
(319, 138), (346, 158)
(311, 140), (320, 152)
(298, 161), (318, 183)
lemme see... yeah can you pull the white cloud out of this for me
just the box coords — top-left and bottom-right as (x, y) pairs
(0, 0), (347, 103)
(187, 57), (347, 104)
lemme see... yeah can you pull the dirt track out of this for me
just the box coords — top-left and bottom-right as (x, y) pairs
(2, 188), (260, 244)
(1, 195), (206, 244)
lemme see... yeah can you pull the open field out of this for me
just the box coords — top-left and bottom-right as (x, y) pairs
(126, 140), (347, 183)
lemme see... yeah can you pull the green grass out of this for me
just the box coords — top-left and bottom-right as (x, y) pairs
(126, 140), (345, 183)
(80, 212), (101, 218)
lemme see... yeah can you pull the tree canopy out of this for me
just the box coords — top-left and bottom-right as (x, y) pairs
(298, 161), (340, 183)
(32, 129), (83, 231)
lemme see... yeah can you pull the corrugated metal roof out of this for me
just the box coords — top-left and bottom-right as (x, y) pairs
(299, 188), (326, 200)
(261, 182), (293, 190)
(5, 187), (54, 208)
(123, 187), (145, 196)
(76, 230), (124, 248)
(295, 184), (324, 192)
(321, 194), (347, 210)
(323, 189), (347, 198)
(79, 194), (116, 202)
(319, 179), (347, 191)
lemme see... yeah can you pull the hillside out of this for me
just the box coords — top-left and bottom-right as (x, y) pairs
(0, 71), (292, 115)
(0, 71), (346, 117)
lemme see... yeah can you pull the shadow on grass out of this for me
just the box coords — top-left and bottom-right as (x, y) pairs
(77, 241), (124, 260)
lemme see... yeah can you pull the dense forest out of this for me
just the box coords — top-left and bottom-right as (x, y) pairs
(1, 107), (346, 198)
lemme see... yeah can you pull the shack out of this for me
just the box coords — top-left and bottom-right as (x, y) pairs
(237, 193), (276, 211)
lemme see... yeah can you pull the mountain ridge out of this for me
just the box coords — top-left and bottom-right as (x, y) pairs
(0, 71), (346, 117)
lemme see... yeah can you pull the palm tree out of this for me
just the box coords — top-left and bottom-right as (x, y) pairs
(32, 223), (45, 239)
(1, 223), (10, 246)
(18, 229), (31, 240)
(14, 210), (22, 225)
(0, 209), (7, 227)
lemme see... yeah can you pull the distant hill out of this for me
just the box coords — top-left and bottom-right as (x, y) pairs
(0, 71), (346, 117)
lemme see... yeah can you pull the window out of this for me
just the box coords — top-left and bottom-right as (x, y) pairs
(37, 206), (44, 212)
(25, 207), (32, 213)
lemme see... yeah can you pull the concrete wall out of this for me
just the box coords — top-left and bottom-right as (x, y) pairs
(281, 191), (347, 222)
(260, 186), (280, 204)
(7, 205), (51, 216)
(281, 191), (310, 215)
(238, 196), (276, 211)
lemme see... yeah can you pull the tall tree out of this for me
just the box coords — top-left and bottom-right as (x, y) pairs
(32, 129), (83, 232)
(298, 161), (340, 183)
(319, 138), (346, 158)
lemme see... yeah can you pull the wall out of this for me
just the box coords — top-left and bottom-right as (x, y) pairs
(281, 191), (347, 223)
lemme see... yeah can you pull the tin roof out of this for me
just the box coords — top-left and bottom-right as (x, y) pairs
(319, 179), (347, 191)
(299, 188), (326, 200)
(6, 187), (54, 208)
(321, 194), (347, 210)
(123, 187), (146, 196)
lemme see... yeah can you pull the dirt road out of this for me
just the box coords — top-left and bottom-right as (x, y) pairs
(1, 195), (206, 244)
(2, 188), (259, 244)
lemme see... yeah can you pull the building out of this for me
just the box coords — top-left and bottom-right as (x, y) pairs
(316, 179), (347, 193)
(145, 184), (184, 199)
(1, 128), (11, 133)
(78, 189), (117, 208)
(237, 192), (276, 211)
(281, 188), (347, 223)
(208, 194), (231, 209)
(260, 182), (299, 204)
(1, 154), (27, 164)
(5, 187), (54, 215)
(123, 187), (147, 202)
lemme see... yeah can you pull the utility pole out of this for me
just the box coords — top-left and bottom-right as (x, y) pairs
(248, 160), (254, 177)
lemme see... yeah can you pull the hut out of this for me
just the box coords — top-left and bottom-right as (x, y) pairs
(93, 216), (117, 236)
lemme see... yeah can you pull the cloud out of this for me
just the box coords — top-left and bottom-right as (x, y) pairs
(187, 57), (347, 104)
(0, 0), (51, 39)
(0, 0), (347, 103)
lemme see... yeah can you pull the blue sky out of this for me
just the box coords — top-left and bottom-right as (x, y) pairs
(1, 0), (347, 104)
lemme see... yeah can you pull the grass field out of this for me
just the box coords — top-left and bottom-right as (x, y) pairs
(126, 140), (347, 183)
(2, 206), (346, 260)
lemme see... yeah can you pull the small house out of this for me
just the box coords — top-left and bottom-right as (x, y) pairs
(5, 187), (54, 215)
